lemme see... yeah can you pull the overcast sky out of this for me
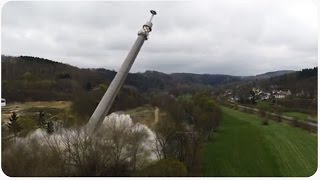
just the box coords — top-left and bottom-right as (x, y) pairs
(1, 0), (318, 76)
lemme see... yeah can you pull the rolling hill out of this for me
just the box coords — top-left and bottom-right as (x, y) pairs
(2, 55), (314, 103)
(1, 55), (241, 102)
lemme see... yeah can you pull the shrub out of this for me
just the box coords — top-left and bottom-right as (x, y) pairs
(137, 159), (188, 177)
(261, 118), (269, 126)
(292, 119), (299, 127)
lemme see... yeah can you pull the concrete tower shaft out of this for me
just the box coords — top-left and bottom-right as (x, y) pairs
(87, 10), (157, 133)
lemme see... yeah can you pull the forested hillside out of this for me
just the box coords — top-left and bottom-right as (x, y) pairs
(1, 55), (241, 102)
(2, 55), (316, 115)
(256, 67), (317, 95)
(220, 67), (317, 114)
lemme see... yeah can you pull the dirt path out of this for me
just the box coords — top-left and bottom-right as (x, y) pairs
(154, 107), (159, 124)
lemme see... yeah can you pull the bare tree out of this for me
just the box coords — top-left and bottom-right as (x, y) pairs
(153, 115), (177, 159)
(127, 127), (148, 171)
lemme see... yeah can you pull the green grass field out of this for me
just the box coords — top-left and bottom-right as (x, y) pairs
(256, 100), (272, 109)
(282, 112), (317, 121)
(203, 107), (317, 177)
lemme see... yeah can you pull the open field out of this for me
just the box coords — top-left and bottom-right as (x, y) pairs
(124, 105), (166, 127)
(1, 101), (71, 123)
(203, 107), (317, 177)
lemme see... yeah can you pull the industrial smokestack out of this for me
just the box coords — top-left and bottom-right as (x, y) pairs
(87, 10), (157, 133)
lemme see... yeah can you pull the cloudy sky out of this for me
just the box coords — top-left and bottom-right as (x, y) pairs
(1, 0), (318, 76)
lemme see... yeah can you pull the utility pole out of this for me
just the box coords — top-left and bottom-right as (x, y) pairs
(87, 10), (157, 133)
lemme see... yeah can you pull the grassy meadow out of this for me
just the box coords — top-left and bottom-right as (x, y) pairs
(203, 107), (317, 177)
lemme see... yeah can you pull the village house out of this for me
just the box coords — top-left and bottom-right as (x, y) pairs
(260, 92), (271, 100)
(272, 90), (291, 99)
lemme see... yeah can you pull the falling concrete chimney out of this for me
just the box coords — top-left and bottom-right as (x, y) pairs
(87, 10), (157, 133)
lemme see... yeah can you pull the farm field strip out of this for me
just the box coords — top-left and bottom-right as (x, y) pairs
(203, 107), (317, 177)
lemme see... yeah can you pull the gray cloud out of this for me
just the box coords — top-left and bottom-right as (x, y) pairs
(1, 0), (318, 76)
